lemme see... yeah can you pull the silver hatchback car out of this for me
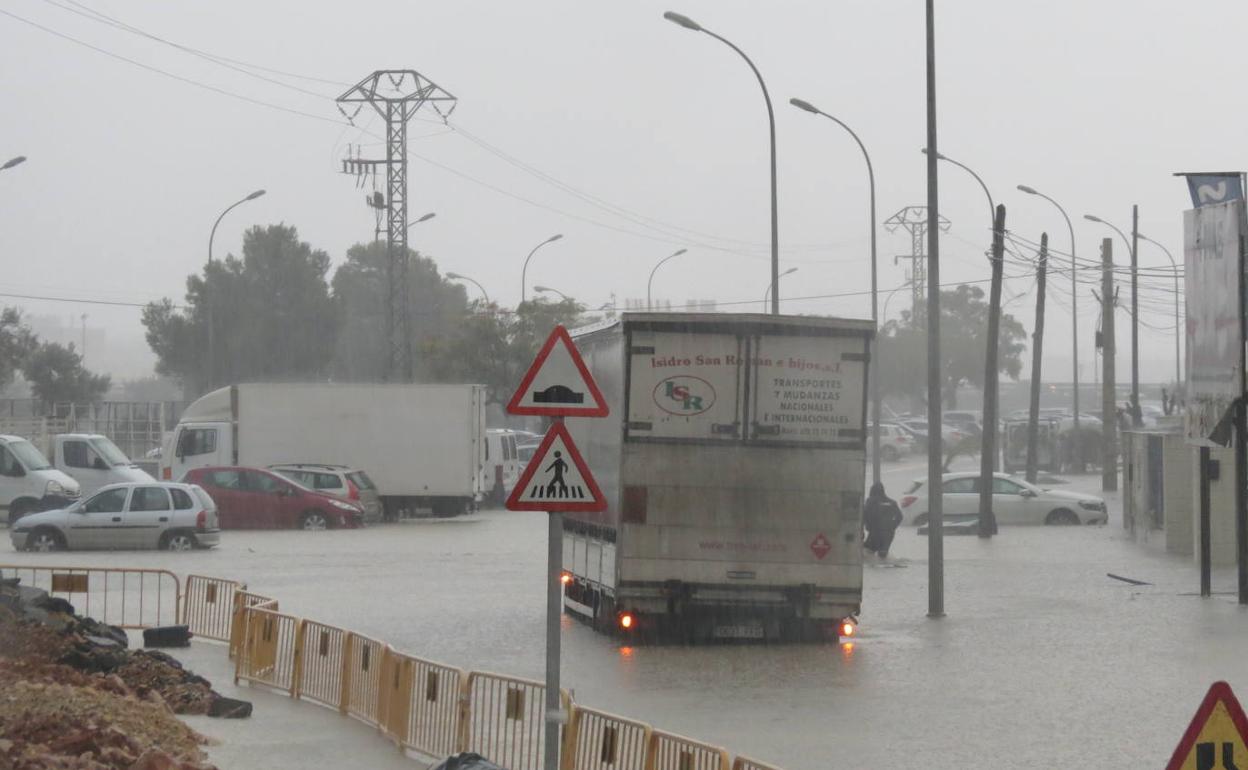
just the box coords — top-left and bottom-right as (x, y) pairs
(269, 464), (383, 524)
(10, 482), (221, 552)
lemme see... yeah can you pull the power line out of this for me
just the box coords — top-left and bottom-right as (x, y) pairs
(0, 291), (181, 309)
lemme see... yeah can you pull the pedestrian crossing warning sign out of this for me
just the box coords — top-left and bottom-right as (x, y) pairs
(506, 420), (606, 512)
(1166, 681), (1248, 770)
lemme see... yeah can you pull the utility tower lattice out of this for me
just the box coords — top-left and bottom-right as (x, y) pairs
(883, 206), (950, 320)
(337, 70), (457, 381)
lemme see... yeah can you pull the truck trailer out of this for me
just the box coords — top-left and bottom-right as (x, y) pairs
(162, 383), (486, 517)
(562, 312), (873, 642)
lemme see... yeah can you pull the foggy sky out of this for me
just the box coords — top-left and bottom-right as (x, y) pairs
(0, 0), (1229, 384)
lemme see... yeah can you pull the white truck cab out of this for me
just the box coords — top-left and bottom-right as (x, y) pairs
(46, 433), (155, 497)
(0, 435), (81, 524)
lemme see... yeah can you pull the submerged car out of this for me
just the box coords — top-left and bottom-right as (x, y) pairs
(10, 482), (220, 552)
(899, 472), (1108, 526)
(182, 466), (364, 530)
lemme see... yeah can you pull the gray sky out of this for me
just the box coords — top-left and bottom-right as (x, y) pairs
(1, 0), (1231, 384)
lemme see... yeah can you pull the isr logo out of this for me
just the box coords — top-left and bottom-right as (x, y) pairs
(653, 375), (716, 416)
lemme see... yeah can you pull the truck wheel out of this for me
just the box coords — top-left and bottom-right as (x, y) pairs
(27, 528), (65, 552)
(300, 511), (329, 531)
(161, 531), (198, 551)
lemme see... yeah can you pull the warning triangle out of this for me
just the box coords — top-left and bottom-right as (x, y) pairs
(506, 325), (609, 417)
(1166, 681), (1248, 770)
(506, 421), (606, 512)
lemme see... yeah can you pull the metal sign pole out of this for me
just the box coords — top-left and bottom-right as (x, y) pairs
(543, 506), (564, 770)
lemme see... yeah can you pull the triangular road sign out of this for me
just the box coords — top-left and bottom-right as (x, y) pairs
(506, 325), (608, 417)
(506, 421), (606, 512)
(1166, 681), (1248, 770)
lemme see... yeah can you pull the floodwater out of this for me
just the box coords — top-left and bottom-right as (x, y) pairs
(5, 459), (1247, 769)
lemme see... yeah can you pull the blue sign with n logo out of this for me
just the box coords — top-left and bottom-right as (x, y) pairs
(1178, 172), (1245, 207)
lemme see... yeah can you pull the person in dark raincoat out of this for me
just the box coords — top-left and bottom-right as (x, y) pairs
(863, 482), (903, 559)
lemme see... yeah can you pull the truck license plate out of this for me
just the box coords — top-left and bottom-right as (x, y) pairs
(713, 624), (764, 640)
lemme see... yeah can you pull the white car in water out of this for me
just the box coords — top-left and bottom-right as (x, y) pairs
(898, 472), (1108, 527)
(10, 482), (220, 552)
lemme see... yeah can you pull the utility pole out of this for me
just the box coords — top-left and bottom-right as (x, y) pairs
(976, 204), (1006, 538)
(884, 206), (950, 323)
(924, 0), (944, 618)
(1025, 234), (1048, 484)
(337, 71), (457, 382)
(1101, 238), (1118, 492)
(1131, 204), (1141, 426)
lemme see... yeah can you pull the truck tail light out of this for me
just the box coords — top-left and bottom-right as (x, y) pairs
(840, 620), (857, 638)
(162, 467), (171, 480)
(560, 571), (572, 586)
(196, 511), (206, 532)
(901, 495), (918, 508)
(618, 611), (635, 631)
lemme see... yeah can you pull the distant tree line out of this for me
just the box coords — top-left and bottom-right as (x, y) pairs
(0, 308), (111, 404)
(142, 224), (593, 402)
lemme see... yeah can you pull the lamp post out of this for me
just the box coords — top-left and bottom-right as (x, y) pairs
(1, 156), (26, 171)
(1017, 185), (1081, 458)
(446, 272), (491, 306)
(646, 248), (688, 311)
(763, 267), (797, 309)
(534, 285), (570, 301)
(789, 97), (882, 484)
(406, 211), (436, 230)
(521, 234), (563, 304)
(664, 11), (779, 314)
(1085, 213), (1138, 425)
(923, 149), (994, 225)
(207, 189), (266, 390)
(1136, 233), (1182, 385)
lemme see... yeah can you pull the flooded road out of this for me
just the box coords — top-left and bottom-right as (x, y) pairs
(4, 460), (1245, 768)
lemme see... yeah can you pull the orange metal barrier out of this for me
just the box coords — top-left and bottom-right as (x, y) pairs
(646, 730), (730, 770)
(381, 648), (468, 759)
(295, 618), (347, 708)
(229, 589), (277, 659)
(464, 671), (567, 770)
(342, 631), (386, 727)
(731, 758), (785, 770)
(234, 606), (299, 694)
(0, 564), (178, 628)
(182, 574), (242, 642)
(562, 705), (652, 770)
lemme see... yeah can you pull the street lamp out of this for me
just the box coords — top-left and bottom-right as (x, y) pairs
(207, 189), (266, 390)
(534, 285), (570, 301)
(1017, 185), (1081, 454)
(646, 248), (688, 311)
(763, 267), (797, 309)
(923, 149), (994, 226)
(406, 212), (436, 229)
(446, 272), (491, 306)
(1, 156), (26, 171)
(1136, 232), (1182, 386)
(789, 97), (882, 484)
(1084, 213), (1139, 425)
(665, 11), (779, 314)
(521, 234), (563, 304)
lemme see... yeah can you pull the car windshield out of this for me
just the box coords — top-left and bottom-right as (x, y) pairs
(346, 471), (375, 491)
(8, 440), (52, 471)
(89, 437), (131, 467)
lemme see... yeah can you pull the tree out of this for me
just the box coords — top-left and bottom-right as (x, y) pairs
(329, 241), (470, 381)
(0, 308), (37, 392)
(23, 341), (110, 404)
(143, 224), (339, 395)
(426, 297), (590, 404)
(877, 284), (1027, 409)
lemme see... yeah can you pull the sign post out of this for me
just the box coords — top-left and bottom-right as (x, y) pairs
(506, 325), (608, 770)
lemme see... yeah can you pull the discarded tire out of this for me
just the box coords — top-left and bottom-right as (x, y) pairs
(431, 752), (507, 770)
(142, 625), (192, 648)
(208, 696), (253, 719)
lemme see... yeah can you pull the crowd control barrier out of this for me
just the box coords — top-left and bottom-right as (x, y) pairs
(2, 564), (786, 770)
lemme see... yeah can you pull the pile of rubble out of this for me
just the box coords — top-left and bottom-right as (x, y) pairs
(0, 574), (250, 769)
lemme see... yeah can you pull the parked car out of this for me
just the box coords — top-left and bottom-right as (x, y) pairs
(0, 435), (81, 525)
(480, 429), (523, 505)
(943, 410), (982, 436)
(898, 472), (1108, 527)
(899, 420), (969, 451)
(182, 466), (363, 530)
(269, 464), (382, 523)
(10, 482), (219, 552)
(866, 423), (915, 461)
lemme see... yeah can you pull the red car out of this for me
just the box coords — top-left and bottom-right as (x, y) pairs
(182, 466), (364, 530)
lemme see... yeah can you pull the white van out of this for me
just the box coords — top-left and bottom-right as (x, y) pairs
(480, 429), (521, 505)
(44, 434), (155, 497)
(0, 435), (82, 524)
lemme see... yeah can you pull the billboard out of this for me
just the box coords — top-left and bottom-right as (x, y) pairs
(1184, 200), (1245, 445)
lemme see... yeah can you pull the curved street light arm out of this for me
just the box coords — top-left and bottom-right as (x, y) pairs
(646, 249), (688, 311)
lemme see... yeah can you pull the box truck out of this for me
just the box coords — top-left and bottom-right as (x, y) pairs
(162, 383), (486, 517)
(562, 312), (873, 642)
